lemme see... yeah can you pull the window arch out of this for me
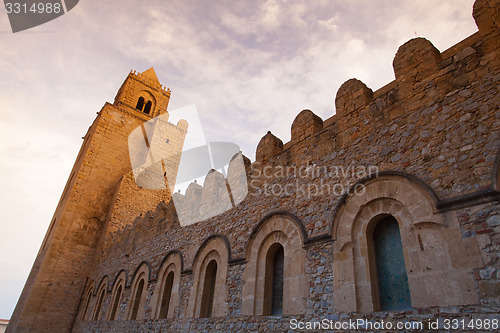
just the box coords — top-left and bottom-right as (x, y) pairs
(370, 216), (411, 311)
(127, 263), (150, 320)
(264, 243), (284, 316)
(130, 278), (145, 320)
(241, 213), (307, 316)
(186, 236), (229, 318)
(79, 282), (94, 321)
(109, 271), (126, 321)
(135, 97), (145, 111)
(92, 286), (106, 320)
(152, 252), (182, 319)
(109, 285), (122, 321)
(159, 271), (174, 318)
(91, 277), (108, 321)
(200, 259), (217, 317)
(332, 174), (483, 312)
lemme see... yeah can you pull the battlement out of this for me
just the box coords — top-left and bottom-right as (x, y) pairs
(128, 69), (171, 94)
(172, 152), (251, 226)
(102, 151), (252, 254)
(256, 0), (500, 169)
(103, 0), (500, 253)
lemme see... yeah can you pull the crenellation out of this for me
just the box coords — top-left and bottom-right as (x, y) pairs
(255, 130), (284, 166)
(252, 9), (499, 183)
(473, 0), (500, 35)
(227, 152), (251, 206)
(334, 79), (374, 118)
(199, 169), (233, 221)
(291, 109), (324, 143)
(393, 38), (441, 82)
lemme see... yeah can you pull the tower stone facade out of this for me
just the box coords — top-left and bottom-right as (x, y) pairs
(8, 1), (500, 332)
(8, 68), (187, 332)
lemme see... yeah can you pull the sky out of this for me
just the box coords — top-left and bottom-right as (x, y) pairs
(0, 0), (479, 319)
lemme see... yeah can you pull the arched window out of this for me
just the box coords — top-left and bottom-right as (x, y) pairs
(80, 288), (93, 321)
(135, 97), (145, 111)
(158, 271), (174, 319)
(92, 288), (105, 320)
(241, 215), (306, 316)
(333, 176), (482, 312)
(372, 216), (412, 311)
(153, 253), (182, 319)
(187, 237), (229, 318)
(130, 278), (145, 320)
(109, 285), (122, 321)
(127, 264), (149, 320)
(143, 100), (152, 114)
(200, 260), (217, 318)
(264, 243), (284, 316)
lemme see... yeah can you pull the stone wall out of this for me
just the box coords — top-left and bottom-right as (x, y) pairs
(7, 69), (183, 332)
(72, 1), (500, 332)
(10, 1), (500, 332)
(105, 171), (170, 236)
(74, 308), (500, 333)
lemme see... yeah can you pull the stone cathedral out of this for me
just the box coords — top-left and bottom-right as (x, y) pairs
(7, 0), (500, 332)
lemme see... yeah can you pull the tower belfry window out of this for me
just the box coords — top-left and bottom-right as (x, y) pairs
(136, 97), (145, 111)
(144, 101), (152, 114)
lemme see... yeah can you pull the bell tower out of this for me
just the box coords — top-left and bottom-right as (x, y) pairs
(8, 69), (186, 332)
(114, 67), (171, 117)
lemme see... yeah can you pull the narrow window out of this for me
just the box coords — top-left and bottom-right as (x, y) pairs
(109, 285), (122, 321)
(271, 245), (284, 315)
(200, 260), (217, 318)
(130, 279), (145, 320)
(373, 216), (412, 311)
(264, 243), (284, 316)
(93, 288), (105, 320)
(159, 271), (175, 319)
(135, 97), (145, 111)
(144, 100), (152, 114)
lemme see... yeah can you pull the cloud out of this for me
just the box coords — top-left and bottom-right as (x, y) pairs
(0, 112), (76, 318)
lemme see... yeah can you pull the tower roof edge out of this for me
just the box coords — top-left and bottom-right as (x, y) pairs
(138, 67), (160, 84)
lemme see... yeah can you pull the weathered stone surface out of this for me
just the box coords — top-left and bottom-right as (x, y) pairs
(473, 0), (500, 34)
(393, 38), (441, 81)
(255, 131), (283, 165)
(487, 215), (500, 226)
(8, 1), (500, 332)
(291, 109), (323, 142)
(335, 79), (373, 117)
